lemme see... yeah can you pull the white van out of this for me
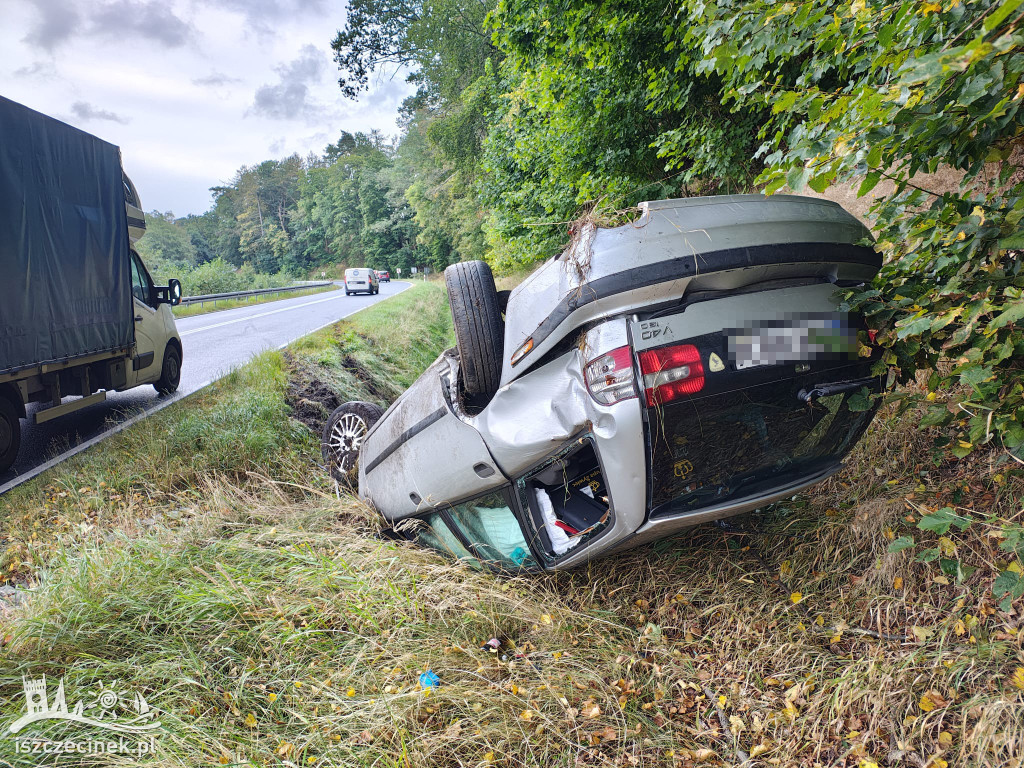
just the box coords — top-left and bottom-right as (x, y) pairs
(344, 268), (379, 296)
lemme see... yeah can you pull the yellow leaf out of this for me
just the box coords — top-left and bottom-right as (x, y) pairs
(219, 757), (229, 765)
(750, 744), (770, 758)
(540, 614), (552, 625)
(244, 712), (257, 727)
(779, 560), (792, 577)
(790, 592), (803, 604)
(276, 742), (294, 757)
(933, 575), (950, 585)
(938, 731), (953, 749)
(346, 688), (356, 697)
(520, 709), (534, 721)
(1010, 666), (1024, 690)
(927, 391), (937, 401)
(850, 0), (866, 14)
(484, 753), (495, 763)
(938, 537), (956, 556)
(267, 692), (277, 702)
(1008, 561), (1023, 575)
(860, 760), (880, 768)
(921, 1), (941, 12)
(919, 690), (948, 712)
(893, 576), (904, 590)
(928, 759), (948, 768)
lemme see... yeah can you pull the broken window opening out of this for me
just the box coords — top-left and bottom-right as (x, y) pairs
(516, 437), (612, 563)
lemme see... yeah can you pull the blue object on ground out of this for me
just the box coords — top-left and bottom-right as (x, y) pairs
(419, 670), (440, 689)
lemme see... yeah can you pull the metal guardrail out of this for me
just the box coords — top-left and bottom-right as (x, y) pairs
(179, 281), (335, 309)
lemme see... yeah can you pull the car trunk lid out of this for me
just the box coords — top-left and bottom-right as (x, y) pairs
(629, 281), (882, 519)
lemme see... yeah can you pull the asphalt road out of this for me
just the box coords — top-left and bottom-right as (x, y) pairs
(0, 280), (411, 492)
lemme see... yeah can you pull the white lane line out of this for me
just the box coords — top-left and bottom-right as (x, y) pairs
(0, 282), (414, 495)
(180, 290), (347, 336)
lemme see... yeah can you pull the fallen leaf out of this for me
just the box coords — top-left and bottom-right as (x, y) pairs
(581, 701), (601, 719)
(790, 592), (803, 604)
(893, 576), (904, 590)
(919, 690), (949, 712)
(1009, 666), (1024, 690)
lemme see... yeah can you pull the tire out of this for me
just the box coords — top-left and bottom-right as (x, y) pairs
(321, 401), (385, 486)
(444, 260), (504, 397)
(154, 344), (182, 395)
(0, 395), (21, 475)
(346, 291), (352, 296)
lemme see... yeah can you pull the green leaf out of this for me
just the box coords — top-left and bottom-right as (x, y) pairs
(983, 0), (1023, 31)
(916, 547), (940, 563)
(917, 507), (971, 535)
(808, 172), (832, 194)
(896, 314), (932, 340)
(987, 302), (1024, 331)
(866, 145), (882, 169)
(847, 387), (873, 412)
(992, 569), (1020, 598)
(857, 171), (881, 197)
(888, 536), (916, 553)
(786, 165), (810, 191)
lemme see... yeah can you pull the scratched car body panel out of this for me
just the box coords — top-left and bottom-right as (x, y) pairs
(352, 195), (885, 572)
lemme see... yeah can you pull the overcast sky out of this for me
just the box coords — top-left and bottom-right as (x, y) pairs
(0, 0), (412, 216)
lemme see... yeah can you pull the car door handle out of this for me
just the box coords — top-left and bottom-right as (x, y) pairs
(135, 315), (143, 322)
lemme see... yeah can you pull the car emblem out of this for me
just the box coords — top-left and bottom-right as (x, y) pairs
(708, 353), (725, 372)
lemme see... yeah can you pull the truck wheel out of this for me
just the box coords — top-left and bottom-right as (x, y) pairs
(0, 396), (21, 475)
(444, 260), (504, 397)
(321, 401), (384, 486)
(155, 345), (182, 395)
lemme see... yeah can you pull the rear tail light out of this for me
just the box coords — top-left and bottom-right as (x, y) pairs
(639, 343), (705, 406)
(584, 346), (637, 405)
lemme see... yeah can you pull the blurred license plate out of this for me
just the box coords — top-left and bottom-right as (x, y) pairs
(729, 314), (856, 370)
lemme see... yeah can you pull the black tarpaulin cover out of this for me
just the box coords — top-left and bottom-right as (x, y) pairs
(0, 95), (133, 376)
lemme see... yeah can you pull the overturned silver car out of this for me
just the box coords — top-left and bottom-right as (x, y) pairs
(322, 195), (884, 571)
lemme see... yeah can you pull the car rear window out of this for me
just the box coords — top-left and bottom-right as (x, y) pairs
(646, 362), (879, 517)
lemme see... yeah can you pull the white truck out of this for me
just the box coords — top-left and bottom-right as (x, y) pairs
(0, 96), (184, 474)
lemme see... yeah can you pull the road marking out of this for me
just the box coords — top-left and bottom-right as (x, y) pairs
(180, 290), (348, 336)
(0, 282), (413, 495)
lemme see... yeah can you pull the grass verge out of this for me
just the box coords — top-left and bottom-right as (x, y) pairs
(173, 284), (338, 319)
(1, 282), (1022, 768)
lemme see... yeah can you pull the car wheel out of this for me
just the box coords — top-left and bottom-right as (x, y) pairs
(0, 395), (21, 475)
(321, 401), (384, 486)
(154, 344), (182, 395)
(444, 260), (504, 397)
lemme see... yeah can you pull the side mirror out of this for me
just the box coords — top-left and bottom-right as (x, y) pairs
(164, 278), (182, 306)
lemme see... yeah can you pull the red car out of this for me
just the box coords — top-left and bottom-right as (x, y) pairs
(375, 270), (391, 283)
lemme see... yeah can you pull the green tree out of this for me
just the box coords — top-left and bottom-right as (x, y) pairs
(657, 0), (1024, 454)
